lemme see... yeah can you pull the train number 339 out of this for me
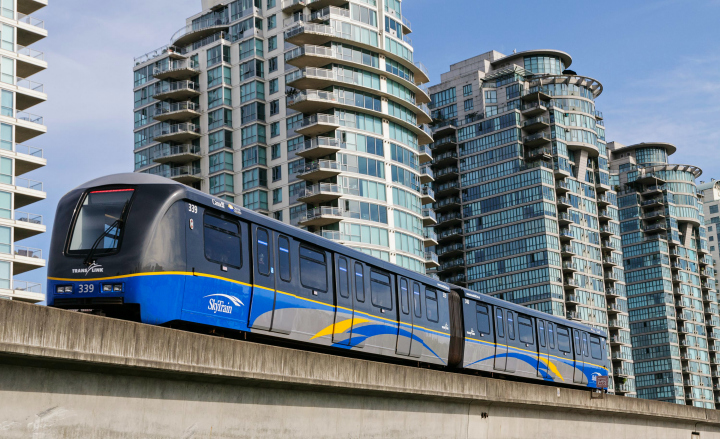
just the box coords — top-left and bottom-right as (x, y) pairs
(78, 284), (94, 293)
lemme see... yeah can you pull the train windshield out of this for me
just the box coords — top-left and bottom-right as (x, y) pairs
(68, 189), (134, 254)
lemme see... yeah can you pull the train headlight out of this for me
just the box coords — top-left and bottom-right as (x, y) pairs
(56, 285), (64, 294)
(113, 284), (122, 292)
(103, 284), (112, 292)
(63, 285), (73, 293)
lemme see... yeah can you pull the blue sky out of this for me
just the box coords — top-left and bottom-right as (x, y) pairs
(20, 0), (720, 289)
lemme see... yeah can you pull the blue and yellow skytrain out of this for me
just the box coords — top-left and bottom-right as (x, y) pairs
(47, 174), (609, 389)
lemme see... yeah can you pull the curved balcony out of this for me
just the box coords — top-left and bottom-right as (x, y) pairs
(12, 245), (44, 274)
(418, 145), (432, 164)
(171, 17), (230, 46)
(521, 89), (551, 102)
(421, 208), (437, 226)
(13, 110), (45, 143)
(286, 67), (432, 123)
(153, 59), (201, 80)
(434, 166), (458, 182)
(423, 229), (438, 247)
(437, 227), (462, 243)
(522, 116), (550, 132)
(296, 136), (341, 159)
(433, 196), (460, 213)
(420, 166), (434, 184)
(15, 45), (46, 77)
(153, 101), (202, 122)
(299, 206), (343, 226)
(438, 257), (464, 274)
(14, 144), (44, 175)
(153, 123), (201, 143)
(293, 114), (340, 136)
(286, 89), (339, 113)
(153, 144), (202, 165)
(435, 180), (459, 197)
(16, 13), (46, 47)
(284, 23), (430, 84)
(153, 166), (202, 184)
(297, 159), (342, 180)
(420, 186), (435, 204)
(15, 77), (46, 111)
(437, 212), (462, 228)
(153, 80), (201, 101)
(523, 131), (551, 147)
(297, 183), (341, 203)
(285, 44), (430, 102)
(521, 101), (548, 117)
(307, 0), (348, 9)
(437, 242), (464, 258)
(424, 251), (439, 268)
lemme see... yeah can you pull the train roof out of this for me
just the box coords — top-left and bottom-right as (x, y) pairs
(453, 286), (608, 337)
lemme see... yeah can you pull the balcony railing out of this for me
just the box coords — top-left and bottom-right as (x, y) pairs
(156, 101), (200, 115)
(16, 77), (43, 93)
(154, 144), (201, 160)
(153, 59), (200, 76)
(13, 280), (42, 293)
(299, 183), (340, 198)
(153, 80), (199, 97)
(15, 211), (42, 224)
(421, 186), (435, 199)
(285, 44), (335, 63)
(423, 229), (437, 242)
(14, 176), (42, 191)
(15, 143), (42, 158)
(15, 110), (43, 125)
(14, 245), (41, 259)
(16, 45), (44, 61)
(425, 251), (438, 264)
(287, 89), (338, 107)
(422, 208), (437, 221)
(17, 13), (44, 29)
(303, 206), (342, 221)
(296, 113), (340, 129)
(300, 159), (341, 175)
(170, 16), (231, 43)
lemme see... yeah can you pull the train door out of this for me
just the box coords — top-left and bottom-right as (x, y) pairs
(504, 310), (517, 373)
(332, 255), (354, 346)
(409, 282), (422, 357)
(268, 234), (294, 334)
(396, 276), (412, 356)
(182, 206), (250, 328)
(537, 319), (550, 379)
(572, 329), (586, 384)
(493, 306), (507, 371)
(248, 225), (276, 331)
(350, 261), (369, 348)
(580, 332), (591, 385)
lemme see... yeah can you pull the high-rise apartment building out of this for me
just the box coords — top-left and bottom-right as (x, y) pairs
(609, 142), (720, 408)
(427, 50), (634, 396)
(699, 180), (720, 270)
(133, 0), (434, 273)
(0, 0), (47, 303)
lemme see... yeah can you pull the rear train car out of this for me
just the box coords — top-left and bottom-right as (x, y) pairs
(47, 173), (608, 388)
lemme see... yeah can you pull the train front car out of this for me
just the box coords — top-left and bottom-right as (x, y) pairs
(46, 173), (206, 324)
(456, 287), (610, 390)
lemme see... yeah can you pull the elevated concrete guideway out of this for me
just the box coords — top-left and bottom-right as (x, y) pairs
(0, 300), (718, 438)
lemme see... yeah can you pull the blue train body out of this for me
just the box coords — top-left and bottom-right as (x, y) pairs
(47, 174), (609, 389)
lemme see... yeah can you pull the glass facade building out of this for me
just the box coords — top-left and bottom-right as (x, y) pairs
(132, 0), (434, 273)
(427, 50), (633, 396)
(0, 0), (47, 303)
(609, 142), (719, 408)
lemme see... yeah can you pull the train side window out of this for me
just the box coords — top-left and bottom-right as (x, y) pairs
(204, 213), (242, 269)
(582, 333), (589, 356)
(256, 228), (270, 275)
(574, 331), (581, 356)
(425, 288), (438, 322)
(518, 315), (533, 344)
(400, 279), (409, 314)
(557, 327), (571, 353)
(548, 323), (555, 349)
(538, 321), (546, 347)
(412, 283), (421, 318)
(476, 304), (490, 335)
(278, 235), (291, 281)
(370, 270), (393, 311)
(355, 263), (365, 302)
(338, 258), (349, 299)
(299, 246), (327, 292)
(495, 308), (504, 338)
(590, 336), (602, 360)
(506, 311), (515, 340)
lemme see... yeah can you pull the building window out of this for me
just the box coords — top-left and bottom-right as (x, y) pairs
(268, 35), (277, 52)
(209, 151), (233, 173)
(242, 146), (267, 167)
(270, 99), (279, 116)
(0, 56), (14, 84)
(463, 84), (472, 96)
(267, 0), (276, 8)
(485, 90), (497, 103)
(0, 157), (10, 185)
(271, 122), (280, 138)
(272, 165), (281, 182)
(711, 236), (715, 242)
(712, 217), (720, 224)
(243, 190), (268, 211)
(267, 15), (276, 30)
(271, 143), (281, 160)
(287, 136), (303, 153)
(209, 173), (234, 195)
(242, 168), (268, 190)
(486, 106), (497, 116)
(273, 210), (283, 221)
(273, 188), (282, 204)
(288, 158), (305, 175)
(269, 78), (279, 94)
(209, 108), (233, 130)
(711, 246), (716, 252)
(711, 205), (719, 214)
(0, 90), (11, 117)
(268, 56), (278, 73)
(208, 66), (231, 88)
(464, 99), (474, 111)
(709, 226), (713, 232)
(208, 87), (232, 109)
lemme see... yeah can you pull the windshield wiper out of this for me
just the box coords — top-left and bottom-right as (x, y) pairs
(83, 200), (130, 267)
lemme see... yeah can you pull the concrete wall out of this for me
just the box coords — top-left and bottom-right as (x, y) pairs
(0, 300), (719, 438)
